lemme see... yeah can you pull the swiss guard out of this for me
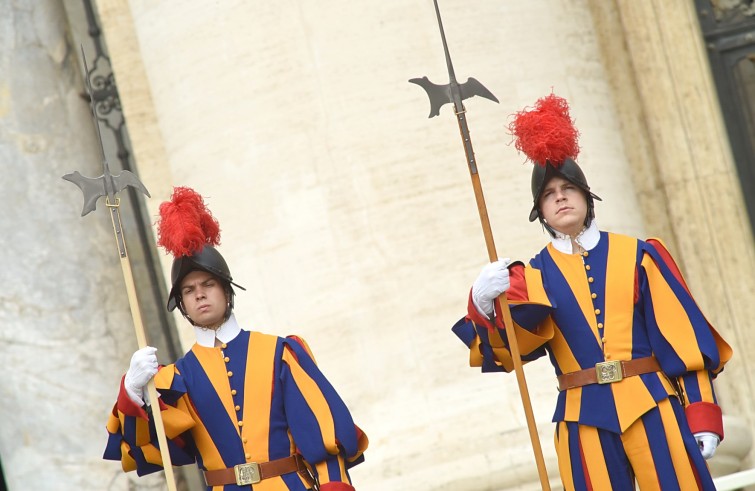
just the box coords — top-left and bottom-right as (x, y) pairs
(104, 187), (368, 490)
(452, 93), (732, 491)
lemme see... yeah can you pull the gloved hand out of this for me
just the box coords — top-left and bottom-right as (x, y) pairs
(695, 431), (720, 460)
(472, 258), (511, 319)
(124, 346), (158, 406)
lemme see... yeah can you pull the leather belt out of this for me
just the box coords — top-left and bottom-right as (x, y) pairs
(557, 356), (660, 391)
(204, 454), (313, 487)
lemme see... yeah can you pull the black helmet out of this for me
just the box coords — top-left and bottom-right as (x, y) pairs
(507, 93), (601, 230)
(529, 157), (602, 223)
(155, 186), (245, 322)
(166, 244), (245, 313)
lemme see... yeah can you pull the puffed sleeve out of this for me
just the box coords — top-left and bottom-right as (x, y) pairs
(453, 261), (555, 372)
(641, 238), (733, 438)
(281, 336), (368, 490)
(103, 364), (197, 475)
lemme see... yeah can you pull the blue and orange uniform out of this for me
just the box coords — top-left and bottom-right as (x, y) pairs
(453, 228), (731, 491)
(104, 318), (367, 491)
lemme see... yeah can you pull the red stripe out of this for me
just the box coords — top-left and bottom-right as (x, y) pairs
(578, 438), (594, 491)
(507, 263), (528, 301)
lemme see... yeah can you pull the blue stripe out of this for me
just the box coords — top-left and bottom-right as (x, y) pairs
(268, 340), (294, 460)
(283, 339), (358, 456)
(579, 384), (620, 431)
(534, 249), (605, 369)
(103, 431), (123, 460)
(451, 317), (477, 347)
(121, 411), (138, 447)
(510, 303), (553, 330)
(643, 404), (682, 491)
(597, 429), (634, 491)
(637, 265), (688, 376)
(671, 398), (717, 491)
(642, 243), (720, 369)
(474, 325), (507, 373)
(177, 352), (245, 467)
(280, 470), (309, 490)
(564, 422), (588, 491)
(281, 361), (328, 461)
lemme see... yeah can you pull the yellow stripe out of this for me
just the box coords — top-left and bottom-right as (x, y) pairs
(486, 319), (554, 371)
(243, 332), (278, 461)
(604, 234), (636, 359)
(192, 345), (238, 434)
(694, 370), (714, 403)
(548, 244), (602, 346)
(468, 336), (484, 368)
(523, 266), (552, 306)
(314, 456), (349, 484)
(554, 423), (575, 491)
(153, 363), (176, 390)
(120, 441), (136, 472)
(657, 399), (700, 490)
(106, 411), (121, 433)
(641, 254), (704, 369)
(579, 425), (612, 490)
(622, 417), (661, 491)
(134, 415), (151, 447)
(186, 399), (224, 469)
(564, 386), (582, 422)
(282, 346), (338, 453)
(551, 325), (580, 374)
(612, 375), (657, 432)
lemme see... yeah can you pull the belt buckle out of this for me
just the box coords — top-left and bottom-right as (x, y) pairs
(234, 462), (261, 486)
(595, 360), (623, 384)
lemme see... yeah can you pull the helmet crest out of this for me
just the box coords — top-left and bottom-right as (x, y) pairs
(156, 187), (220, 258)
(508, 93), (580, 167)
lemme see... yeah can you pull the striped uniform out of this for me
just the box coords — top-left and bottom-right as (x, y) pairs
(453, 232), (731, 491)
(104, 330), (367, 490)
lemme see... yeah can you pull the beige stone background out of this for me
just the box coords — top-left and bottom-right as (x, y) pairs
(1, 0), (754, 490)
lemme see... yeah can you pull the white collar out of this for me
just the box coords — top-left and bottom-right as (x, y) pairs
(193, 313), (242, 347)
(550, 220), (601, 254)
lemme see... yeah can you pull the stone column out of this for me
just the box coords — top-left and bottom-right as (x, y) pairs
(588, 0), (755, 473)
(0, 1), (165, 489)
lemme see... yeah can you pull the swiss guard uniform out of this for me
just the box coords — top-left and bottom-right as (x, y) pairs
(104, 188), (367, 490)
(453, 95), (731, 491)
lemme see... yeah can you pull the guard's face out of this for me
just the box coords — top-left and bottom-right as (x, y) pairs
(539, 176), (588, 237)
(179, 270), (228, 328)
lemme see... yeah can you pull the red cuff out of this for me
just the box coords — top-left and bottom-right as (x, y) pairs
(320, 483), (355, 491)
(116, 376), (149, 419)
(685, 402), (724, 440)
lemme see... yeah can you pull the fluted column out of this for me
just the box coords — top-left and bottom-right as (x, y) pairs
(588, 0), (755, 473)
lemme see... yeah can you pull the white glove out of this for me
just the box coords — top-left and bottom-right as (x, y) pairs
(472, 259), (511, 319)
(695, 431), (720, 460)
(124, 346), (158, 406)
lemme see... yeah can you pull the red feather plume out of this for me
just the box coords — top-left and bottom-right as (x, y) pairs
(508, 93), (580, 167)
(156, 187), (220, 258)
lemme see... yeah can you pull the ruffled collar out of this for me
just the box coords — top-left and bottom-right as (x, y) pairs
(193, 313), (242, 347)
(550, 220), (600, 254)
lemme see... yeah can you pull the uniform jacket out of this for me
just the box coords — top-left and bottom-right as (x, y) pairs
(453, 230), (732, 436)
(104, 324), (367, 491)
